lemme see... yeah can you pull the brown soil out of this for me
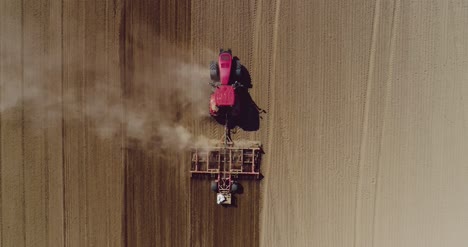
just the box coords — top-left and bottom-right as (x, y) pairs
(1, 0), (468, 247)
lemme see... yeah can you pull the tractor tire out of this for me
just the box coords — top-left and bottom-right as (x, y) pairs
(211, 181), (218, 192)
(210, 61), (219, 81)
(230, 182), (239, 193)
(235, 59), (242, 78)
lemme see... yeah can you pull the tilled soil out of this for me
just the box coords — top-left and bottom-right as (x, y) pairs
(1, 0), (468, 247)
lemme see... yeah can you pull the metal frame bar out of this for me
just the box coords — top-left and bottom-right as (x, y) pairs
(190, 147), (261, 176)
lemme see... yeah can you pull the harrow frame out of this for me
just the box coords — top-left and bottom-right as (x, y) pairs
(190, 137), (262, 205)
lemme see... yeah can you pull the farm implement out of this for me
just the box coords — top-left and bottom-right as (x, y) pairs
(190, 49), (262, 205)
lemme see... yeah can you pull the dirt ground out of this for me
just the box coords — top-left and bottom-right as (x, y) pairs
(1, 0), (468, 246)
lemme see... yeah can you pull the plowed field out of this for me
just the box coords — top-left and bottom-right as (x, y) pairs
(1, 0), (468, 246)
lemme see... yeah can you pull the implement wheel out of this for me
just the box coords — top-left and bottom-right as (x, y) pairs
(211, 181), (218, 192)
(230, 182), (239, 193)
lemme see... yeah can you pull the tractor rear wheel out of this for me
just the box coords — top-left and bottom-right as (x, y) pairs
(210, 61), (219, 81)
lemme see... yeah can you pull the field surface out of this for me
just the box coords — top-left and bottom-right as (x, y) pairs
(1, 0), (468, 246)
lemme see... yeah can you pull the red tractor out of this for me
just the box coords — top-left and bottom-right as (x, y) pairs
(190, 49), (262, 205)
(209, 49), (243, 122)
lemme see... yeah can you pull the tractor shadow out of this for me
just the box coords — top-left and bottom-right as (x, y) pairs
(228, 57), (266, 131)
